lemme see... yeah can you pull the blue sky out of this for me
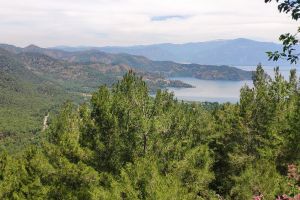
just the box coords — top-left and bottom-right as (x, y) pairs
(0, 0), (297, 47)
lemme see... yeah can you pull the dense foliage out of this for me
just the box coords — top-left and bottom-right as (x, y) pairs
(0, 68), (298, 199)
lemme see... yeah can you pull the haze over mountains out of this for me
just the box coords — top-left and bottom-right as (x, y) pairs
(55, 38), (290, 66)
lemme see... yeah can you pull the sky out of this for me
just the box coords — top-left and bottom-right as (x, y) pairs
(0, 0), (298, 47)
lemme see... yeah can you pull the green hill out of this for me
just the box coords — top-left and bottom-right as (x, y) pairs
(0, 48), (71, 150)
(0, 46), (192, 151)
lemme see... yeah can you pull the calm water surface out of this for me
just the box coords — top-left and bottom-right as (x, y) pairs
(168, 78), (253, 103)
(168, 66), (298, 103)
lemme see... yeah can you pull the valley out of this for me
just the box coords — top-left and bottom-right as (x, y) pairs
(0, 43), (253, 151)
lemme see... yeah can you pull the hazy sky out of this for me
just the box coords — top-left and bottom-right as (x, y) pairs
(0, 0), (298, 47)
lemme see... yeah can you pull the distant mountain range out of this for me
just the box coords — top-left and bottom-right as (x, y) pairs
(0, 44), (253, 82)
(54, 38), (291, 66)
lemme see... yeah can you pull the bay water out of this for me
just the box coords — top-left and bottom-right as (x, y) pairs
(168, 66), (298, 103)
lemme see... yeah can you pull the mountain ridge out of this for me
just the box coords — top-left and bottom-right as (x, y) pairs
(0, 43), (253, 81)
(51, 38), (288, 66)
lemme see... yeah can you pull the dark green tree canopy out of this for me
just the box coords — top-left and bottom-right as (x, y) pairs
(1, 69), (299, 199)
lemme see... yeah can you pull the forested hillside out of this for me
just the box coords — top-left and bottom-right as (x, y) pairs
(0, 44), (253, 151)
(0, 68), (298, 199)
(1, 39), (252, 152)
(0, 48), (74, 150)
(0, 46), (193, 150)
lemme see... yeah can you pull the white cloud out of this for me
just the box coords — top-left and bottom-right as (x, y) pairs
(0, 0), (297, 47)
